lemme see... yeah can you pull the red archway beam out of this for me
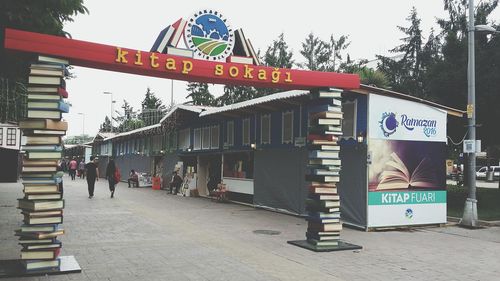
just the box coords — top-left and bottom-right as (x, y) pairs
(4, 28), (359, 90)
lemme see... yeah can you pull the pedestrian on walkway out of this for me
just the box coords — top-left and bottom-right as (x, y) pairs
(57, 159), (64, 197)
(170, 170), (183, 195)
(69, 157), (78, 180)
(105, 159), (118, 198)
(85, 156), (99, 198)
(78, 159), (85, 179)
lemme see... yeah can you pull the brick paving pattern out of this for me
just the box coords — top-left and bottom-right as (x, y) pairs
(1, 176), (499, 280)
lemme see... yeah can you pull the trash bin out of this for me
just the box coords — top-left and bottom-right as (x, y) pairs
(486, 171), (494, 182)
(152, 177), (161, 190)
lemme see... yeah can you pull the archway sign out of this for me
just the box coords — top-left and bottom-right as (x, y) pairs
(2, 9), (361, 276)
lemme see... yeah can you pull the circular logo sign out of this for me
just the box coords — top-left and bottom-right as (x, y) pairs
(379, 112), (398, 137)
(184, 10), (235, 61)
(405, 208), (414, 219)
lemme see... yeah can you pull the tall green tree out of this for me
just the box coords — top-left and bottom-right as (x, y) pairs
(140, 87), (166, 126)
(327, 35), (351, 72)
(99, 116), (113, 133)
(377, 7), (426, 97)
(256, 33), (295, 96)
(186, 82), (215, 106)
(299, 32), (330, 71)
(426, 0), (499, 147)
(114, 100), (144, 132)
(263, 33), (294, 69)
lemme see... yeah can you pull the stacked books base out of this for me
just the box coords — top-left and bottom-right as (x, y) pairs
(16, 55), (69, 272)
(305, 89), (343, 249)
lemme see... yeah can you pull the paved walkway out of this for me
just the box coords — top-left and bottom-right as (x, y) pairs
(1, 176), (500, 281)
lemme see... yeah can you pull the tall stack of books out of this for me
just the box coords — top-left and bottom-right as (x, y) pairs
(305, 89), (343, 250)
(16, 55), (70, 272)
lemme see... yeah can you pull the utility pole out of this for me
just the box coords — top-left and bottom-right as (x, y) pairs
(103, 91), (114, 133)
(461, 0), (478, 227)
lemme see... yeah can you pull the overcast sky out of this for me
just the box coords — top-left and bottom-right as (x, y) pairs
(62, 0), (499, 137)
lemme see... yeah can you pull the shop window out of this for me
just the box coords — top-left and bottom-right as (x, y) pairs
(6, 128), (16, 146)
(223, 152), (254, 179)
(261, 114), (271, 144)
(0, 128), (3, 146)
(211, 125), (219, 149)
(202, 126), (210, 149)
(242, 118), (250, 145)
(226, 121), (234, 146)
(178, 128), (190, 150)
(194, 128), (201, 150)
(282, 111), (293, 144)
(342, 100), (357, 139)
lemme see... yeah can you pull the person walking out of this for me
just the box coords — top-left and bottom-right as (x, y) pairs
(105, 159), (117, 198)
(68, 157), (77, 180)
(85, 156), (99, 198)
(78, 159), (86, 179)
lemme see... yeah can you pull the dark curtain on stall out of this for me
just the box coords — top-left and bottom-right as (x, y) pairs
(254, 147), (308, 215)
(339, 141), (368, 227)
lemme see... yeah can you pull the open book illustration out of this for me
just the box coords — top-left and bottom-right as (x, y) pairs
(377, 152), (436, 190)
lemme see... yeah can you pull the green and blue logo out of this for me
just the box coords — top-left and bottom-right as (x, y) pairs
(184, 10), (235, 61)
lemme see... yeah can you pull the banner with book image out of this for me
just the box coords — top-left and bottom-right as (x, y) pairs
(368, 94), (447, 142)
(367, 139), (446, 227)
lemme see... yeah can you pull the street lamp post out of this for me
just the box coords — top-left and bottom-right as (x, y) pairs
(77, 112), (85, 136)
(461, 0), (499, 227)
(103, 91), (114, 133)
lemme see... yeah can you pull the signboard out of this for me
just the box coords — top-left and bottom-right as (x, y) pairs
(368, 94), (447, 142)
(4, 28), (360, 90)
(367, 94), (447, 227)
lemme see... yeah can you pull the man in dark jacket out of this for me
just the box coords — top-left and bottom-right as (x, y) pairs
(170, 171), (183, 195)
(85, 156), (99, 198)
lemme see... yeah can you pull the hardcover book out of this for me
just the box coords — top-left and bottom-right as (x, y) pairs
(17, 199), (64, 211)
(37, 55), (69, 65)
(151, 25), (174, 53)
(27, 110), (61, 120)
(19, 120), (68, 131)
(169, 18), (187, 47)
(21, 258), (61, 272)
(15, 229), (64, 239)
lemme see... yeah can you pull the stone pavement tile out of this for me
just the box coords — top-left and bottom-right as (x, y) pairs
(2, 178), (500, 281)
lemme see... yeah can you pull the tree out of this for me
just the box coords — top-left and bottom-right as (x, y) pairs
(99, 116), (113, 133)
(377, 7), (426, 97)
(357, 68), (389, 88)
(299, 32), (330, 71)
(257, 33), (295, 96)
(114, 99), (144, 132)
(262, 33), (294, 69)
(299, 33), (352, 72)
(186, 82), (215, 106)
(327, 35), (351, 72)
(425, 0), (499, 148)
(0, 0), (89, 79)
(0, 1), (88, 122)
(140, 87), (166, 126)
(216, 86), (259, 106)
(63, 134), (93, 145)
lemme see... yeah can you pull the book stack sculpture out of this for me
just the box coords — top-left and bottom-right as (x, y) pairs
(304, 89), (344, 250)
(16, 55), (69, 273)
